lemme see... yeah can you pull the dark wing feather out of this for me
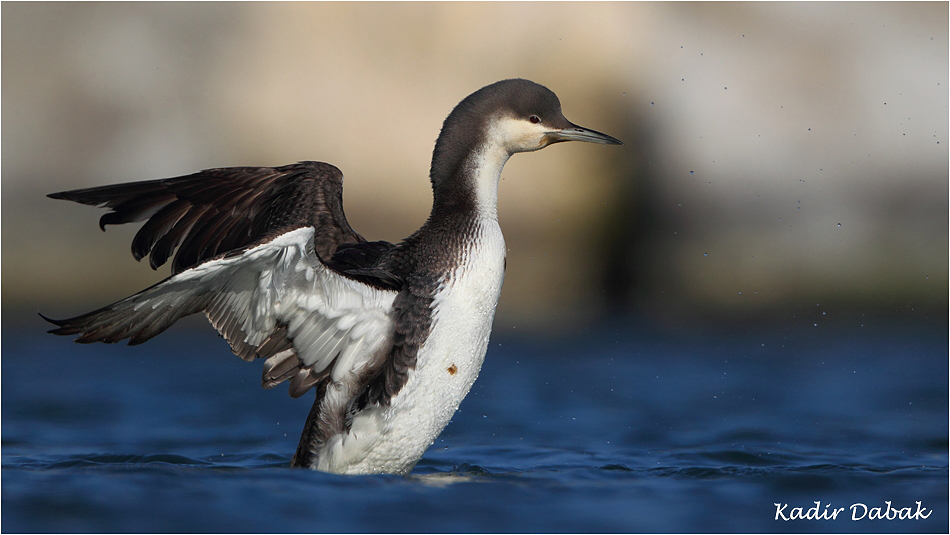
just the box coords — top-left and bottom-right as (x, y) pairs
(40, 277), (210, 345)
(325, 240), (403, 290)
(48, 161), (365, 274)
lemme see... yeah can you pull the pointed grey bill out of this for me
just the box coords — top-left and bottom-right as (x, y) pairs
(546, 123), (623, 145)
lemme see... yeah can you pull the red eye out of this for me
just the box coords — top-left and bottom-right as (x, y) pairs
(528, 115), (541, 124)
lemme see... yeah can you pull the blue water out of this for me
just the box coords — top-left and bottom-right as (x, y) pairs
(3, 316), (947, 533)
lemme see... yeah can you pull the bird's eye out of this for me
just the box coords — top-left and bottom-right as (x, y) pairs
(528, 115), (541, 124)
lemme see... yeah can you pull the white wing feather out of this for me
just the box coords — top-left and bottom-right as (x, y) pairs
(50, 226), (397, 397)
(150, 227), (396, 392)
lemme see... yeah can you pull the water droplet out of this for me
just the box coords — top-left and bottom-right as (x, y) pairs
(837, 223), (841, 227)
(689, 170), (695, 175)
(703, 253), (708, 257)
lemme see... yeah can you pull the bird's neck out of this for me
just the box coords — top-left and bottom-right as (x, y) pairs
(429, 130), (510, 224)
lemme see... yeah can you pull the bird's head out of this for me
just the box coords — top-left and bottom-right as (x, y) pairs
(479, 79), (623, 154)
(429, 79), (622, 210)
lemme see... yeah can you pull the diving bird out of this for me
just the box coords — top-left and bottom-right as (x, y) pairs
(43, 79), (622, 475)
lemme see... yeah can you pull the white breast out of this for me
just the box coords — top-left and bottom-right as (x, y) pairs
(319, 219), (506, 474)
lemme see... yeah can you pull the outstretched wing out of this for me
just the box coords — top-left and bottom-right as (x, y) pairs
(48, 161), (364, 273)
(44, 228), (397, 398)
(46, 162), (406, 398)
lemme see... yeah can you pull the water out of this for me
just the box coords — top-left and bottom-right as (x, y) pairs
(3, 317), (947, 532)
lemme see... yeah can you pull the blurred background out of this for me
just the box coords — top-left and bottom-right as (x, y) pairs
(3, 2), (947, 332)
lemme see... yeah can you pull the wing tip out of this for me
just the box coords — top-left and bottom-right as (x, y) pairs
(39, 311), (130, 344)
(39, 311), (68, 332)
(39, 312), (91, 341)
